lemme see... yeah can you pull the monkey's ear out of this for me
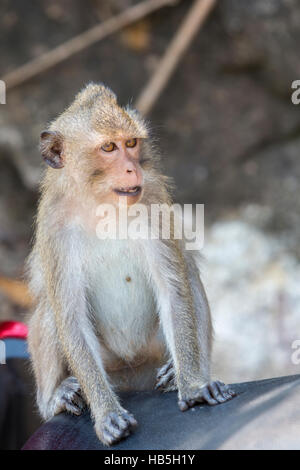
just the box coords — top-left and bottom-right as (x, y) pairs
(40, 131), (64, 169)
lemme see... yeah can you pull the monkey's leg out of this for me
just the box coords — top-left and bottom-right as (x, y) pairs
(53, 297), (137, 446)
(27, 304), (81, 420)
(147, 242), (236, 411)
(178, 259), (236, 410)
(157, 308), (235, 409)
(42, 232), (137, 446)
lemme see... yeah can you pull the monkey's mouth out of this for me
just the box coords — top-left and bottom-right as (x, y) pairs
(114, 186), (142, 197)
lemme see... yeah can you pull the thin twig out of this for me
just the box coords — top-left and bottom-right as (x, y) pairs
(2, 0), (178, 90)
(135, 0), (216, 115)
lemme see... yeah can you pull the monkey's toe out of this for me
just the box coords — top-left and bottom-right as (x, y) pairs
(155, 360), (176, 391)
(53, 376), (86, 416)
(97, 409), (137, 446)
(178, 381), (236, 411)
(207, 381), (236, 404)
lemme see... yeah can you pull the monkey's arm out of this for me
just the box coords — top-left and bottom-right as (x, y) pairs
(39, 227), (137, 445)
(148, 241), (235, 410)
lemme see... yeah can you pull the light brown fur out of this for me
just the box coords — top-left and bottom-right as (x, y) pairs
(27, 83), (235, 446)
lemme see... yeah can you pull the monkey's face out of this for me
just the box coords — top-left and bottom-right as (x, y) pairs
(91, 137), (144, 207)
(40, 129), (145, 207)
(40, 84), (150, 208)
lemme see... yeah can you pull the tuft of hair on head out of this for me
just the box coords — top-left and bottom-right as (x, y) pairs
(72, 82), (118, 109)
(49, 82), (149, 142)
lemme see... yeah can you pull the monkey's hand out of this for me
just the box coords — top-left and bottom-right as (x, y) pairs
(155, 360), (177, 392)
(94, 406), (138, 446)
(51, 376), (86, 416)
(178, 380), (236, 411)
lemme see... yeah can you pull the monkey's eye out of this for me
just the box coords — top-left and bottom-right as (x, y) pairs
(125, 138), (137, 148)
(101, 142), (116, 152)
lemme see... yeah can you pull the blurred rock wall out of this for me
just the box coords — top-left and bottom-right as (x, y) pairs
(0, 0), (300, 381)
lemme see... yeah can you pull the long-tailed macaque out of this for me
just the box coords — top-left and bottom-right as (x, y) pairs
(27, 83), (235, 446)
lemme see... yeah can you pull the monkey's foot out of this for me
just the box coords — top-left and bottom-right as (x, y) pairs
(178, 381), (236, 411)
(95, 408), (138, 446)
(52, 376), (86, 416)
(155, 360), (177, 391)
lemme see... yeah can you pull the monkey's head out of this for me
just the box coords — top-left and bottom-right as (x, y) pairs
(40, 83), (152, 206)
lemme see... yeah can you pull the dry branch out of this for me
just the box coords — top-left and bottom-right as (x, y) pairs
(2, 0), (178, 90)
(135, 0), (216, 115)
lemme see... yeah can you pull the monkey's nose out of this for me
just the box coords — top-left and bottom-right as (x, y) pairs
(125, 163), (136, 174)
(124, 158), (137, 174)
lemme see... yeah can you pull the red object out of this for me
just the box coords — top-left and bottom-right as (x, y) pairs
(0, 321), (28, 340)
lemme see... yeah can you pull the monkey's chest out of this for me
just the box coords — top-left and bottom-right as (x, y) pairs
(89, 240), (157, 360)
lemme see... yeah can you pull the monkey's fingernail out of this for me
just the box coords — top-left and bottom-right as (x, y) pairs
(128, 416), (137, 426)
(225, 394), (233, 401)
(124, 413), (137, 428)
(178, 400), (188, 411)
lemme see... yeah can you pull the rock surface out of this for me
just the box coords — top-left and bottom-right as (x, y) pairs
(203, 210), (300, 383)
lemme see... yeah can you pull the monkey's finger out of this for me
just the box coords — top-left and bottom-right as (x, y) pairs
(155, 369), (174, 390)
(61, 377), (82, 395)
(67, 376), (81, 386)
(208, 381), (228, 403)
(62, 398), (83, 415)
(155, 379), (176, 391)
(122, 411), (138, 429)
(70, 392), (86, 409)
(102, 429), (120, 446)
(216, 381), (236, 399)
(109, 412), (129, 432)
(178, 399), (190, 411)
(104, 414), (132, 442)
(106, 421), (129, 441)
(216, 381), (229, 394)
(200, 386), (218, 406)
(155, 378), (174, 391)
(156, 361), (173, 379)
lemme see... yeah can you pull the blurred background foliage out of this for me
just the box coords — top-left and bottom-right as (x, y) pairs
(0, 0), (300, 382)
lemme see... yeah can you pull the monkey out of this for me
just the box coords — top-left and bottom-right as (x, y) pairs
(27, 83), (235, 446)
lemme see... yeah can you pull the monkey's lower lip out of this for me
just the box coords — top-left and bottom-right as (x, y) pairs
(114, 186), (142, 197)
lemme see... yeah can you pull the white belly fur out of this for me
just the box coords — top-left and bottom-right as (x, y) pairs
(87, 238), (158, 361)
